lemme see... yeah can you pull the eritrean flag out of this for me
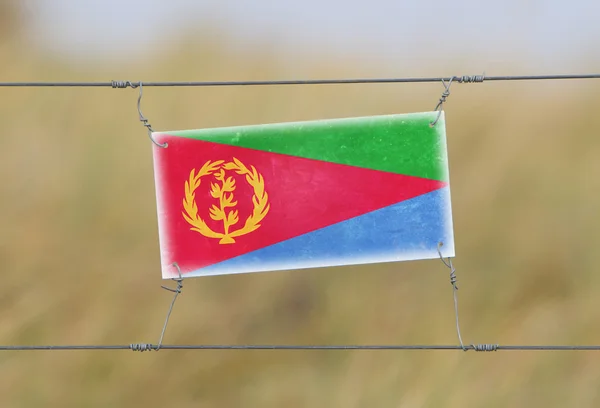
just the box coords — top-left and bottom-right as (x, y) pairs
(151, 111), (455, 279)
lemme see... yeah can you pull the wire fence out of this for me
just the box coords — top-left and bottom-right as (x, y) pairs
(2, 72), (600, 353)
(0, 73), (599, 88)
(2, 344), (600, 352)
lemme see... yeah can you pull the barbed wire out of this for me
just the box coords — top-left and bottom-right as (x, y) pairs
(0, 73), (598, 88)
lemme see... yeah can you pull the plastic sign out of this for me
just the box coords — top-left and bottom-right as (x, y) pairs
(151, 112), (455, 279)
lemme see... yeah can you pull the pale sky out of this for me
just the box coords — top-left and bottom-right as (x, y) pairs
(19, 0), (600, 72)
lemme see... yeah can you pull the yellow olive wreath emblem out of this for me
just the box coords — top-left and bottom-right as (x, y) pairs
(182, 157), (270, 244)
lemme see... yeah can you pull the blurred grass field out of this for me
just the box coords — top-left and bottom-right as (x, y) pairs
(2, 3), (600, 407)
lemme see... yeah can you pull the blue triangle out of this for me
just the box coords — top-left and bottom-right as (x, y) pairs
(187, 186), (454, 277)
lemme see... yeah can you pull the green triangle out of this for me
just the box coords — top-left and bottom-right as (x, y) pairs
(160, 112), (449, 182)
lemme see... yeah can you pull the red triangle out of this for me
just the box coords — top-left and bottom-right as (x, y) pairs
(153, 136), (447, 273)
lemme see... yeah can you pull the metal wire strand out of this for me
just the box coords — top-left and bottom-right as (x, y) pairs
(0, 344), (599, 351)
(128, 263), (185, 352)
(136, 82), (167, 148)
(436, 243), (500, 353)
(437, 242), (465, 350)
(2, 73), (599, 87)
(156, 263), (184, 351)
(430, 77), (455, 127)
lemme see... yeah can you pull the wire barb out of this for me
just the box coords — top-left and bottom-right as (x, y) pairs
(136, 82), (167, 148)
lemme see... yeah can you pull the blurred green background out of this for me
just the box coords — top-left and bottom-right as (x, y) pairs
(2, 1), (600, 407)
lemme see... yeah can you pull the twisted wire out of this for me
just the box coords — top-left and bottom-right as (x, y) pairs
(436, 243), (498, 353)
(456, 74), (486, 83)
(430, 77), (454, 126)
(156, 263), (184, 350)
(111, 80), (138, 89)
(134, 82), (167, 148)
(130, 343), (154, 352)
(472, 344), (499, 352)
